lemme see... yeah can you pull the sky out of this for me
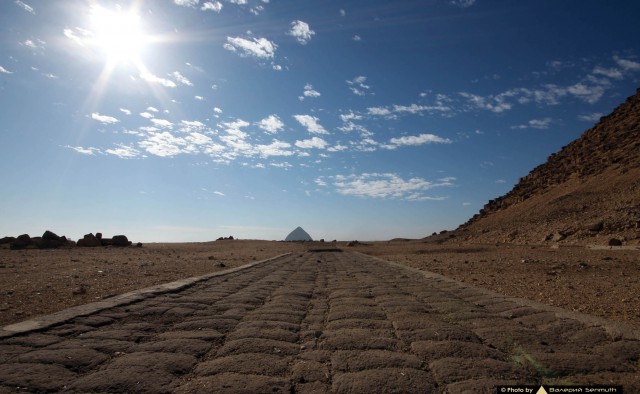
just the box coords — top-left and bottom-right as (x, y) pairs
(1, 0), (639, 242)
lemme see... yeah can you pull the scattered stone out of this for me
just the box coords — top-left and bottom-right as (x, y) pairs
(347, 241), (360, 247)
(551, 232), (566, 242)
(136, 242), (143, 247)
(587, 221), (604, 232)
(608, 238), (623, 246)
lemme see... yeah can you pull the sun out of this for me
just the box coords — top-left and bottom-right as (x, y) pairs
(89, 4), (147, 65)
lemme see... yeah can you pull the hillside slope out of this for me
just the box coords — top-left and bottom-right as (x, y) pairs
(455, 88), (640, 245)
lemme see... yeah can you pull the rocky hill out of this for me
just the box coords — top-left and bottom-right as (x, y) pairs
(453, 88), (640, 245)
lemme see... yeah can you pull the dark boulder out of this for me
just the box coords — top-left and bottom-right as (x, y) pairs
(77, 233), (101, 247)
(0, 236), (16, 245)
(42, 230), (62, 241)
(587, 221), (604, 232)
(10, 234), (32, 250)
(112, 235), (131, 247)
(608, 238), (623, 246)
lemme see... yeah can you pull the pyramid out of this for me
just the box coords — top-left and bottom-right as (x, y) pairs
(285, 226), (313, 241)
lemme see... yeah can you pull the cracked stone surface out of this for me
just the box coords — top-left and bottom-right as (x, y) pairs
(0, 251), (638, 393)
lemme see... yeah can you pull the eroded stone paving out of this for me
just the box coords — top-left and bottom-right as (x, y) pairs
(1, 251), (639, 393)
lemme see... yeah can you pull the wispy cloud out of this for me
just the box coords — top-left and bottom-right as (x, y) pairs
(293, 115), (328, 135)
(224, 35), (276, 59)
(346, 76), (371, 96)
(106, 144), (140, 158)
(288, 20), (315, 45)
(201, 1), (222, 12)
(65, 145), (101, 155)
(15, 0), (35, 14)
(140, 71), (177, 88)
(151, 118), (174, 128)
(449, 0), (476, 8)
(213, 191), (225, 196)
(316, 173), (454, 200)
(257, 115), (284, 134)
(171, 71), (193, 86)
(578, 112), (603, 122)
(119, 108), (132, 115)
(174, 0), (198, 7)
(91, 112), (119, 124)
(0, 66), (13, 74)
(511, 117), (552, 130)
(387, 133), (453, 148)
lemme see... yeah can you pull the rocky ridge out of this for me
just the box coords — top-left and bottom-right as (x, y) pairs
(455, 88), (640, 245)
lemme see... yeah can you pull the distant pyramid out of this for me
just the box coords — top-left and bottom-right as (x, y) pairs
(285, 226), (313, 241)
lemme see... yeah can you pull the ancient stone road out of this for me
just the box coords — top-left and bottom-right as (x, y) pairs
(1, 251), (639, 393)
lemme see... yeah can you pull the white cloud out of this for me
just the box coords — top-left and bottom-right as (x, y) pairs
(578, 112), (603, 122)
(316, 173), (454, 200)
(346, 76), (371, 96)
(106, 144), (139, 158)
(566, 83), (605, 104)
(388, 133), (453, 147)
(340, 112), (362, 122)
(614, 56), (640, 72)
(340, 9), (346, 16)
(180, 120), (206, 132)
(257, 115), (284, 133)
(119, 108), (131, 115)
(185, 132), (212, 145)
(459, 91), (513, 113)
(592, 66), (623, 80)
(213, 191), (225, 196)
(147, 106), (159, 112)
(299, 84), (321, 101)
(295, 137), (328, 149)
(224, 36), (276, 59)
(66, 145), (101, 155)
(15, 0), (35, 14)
(511, 117), (552, 130)
(0, 66), (13, 74)
(151, 118), (174, 128)
(201, 1), (222, 11)
(229, 0), (247, 4)
(352, 35), (361, 41)
(139, 131), (187, 157)
(140, 112), (154, 119)
(450, 0), (476, 7)
(288, 20), (315, 45)
(171, 71), (193, 86)
(174, 0), (199, 7)
(23, 39), (45, 50)
(367, 107), (392, 116)
(140, 71), (177, 88)
(256, 140), (293, 157)
(91, 112), (119, 124)
(293, 115), (328, 134)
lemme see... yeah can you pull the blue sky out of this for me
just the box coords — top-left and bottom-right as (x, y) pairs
(1, 0), (639, 242)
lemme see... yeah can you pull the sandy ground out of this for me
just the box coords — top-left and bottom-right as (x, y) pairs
(0, 241), (306, 327)
(354, 241), (640, 327)
(1, 240), (639, 328)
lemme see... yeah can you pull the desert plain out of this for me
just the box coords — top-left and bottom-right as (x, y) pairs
(1, 238), (638, 328)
